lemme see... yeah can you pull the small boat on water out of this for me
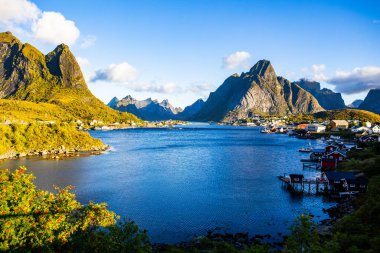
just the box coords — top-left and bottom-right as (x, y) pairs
(260, 128), (272, 134)
(298, 147), (313, 152)
(298, 142), (313, 152)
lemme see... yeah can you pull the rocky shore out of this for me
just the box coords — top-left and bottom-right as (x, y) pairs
(0, 144), (109, 161)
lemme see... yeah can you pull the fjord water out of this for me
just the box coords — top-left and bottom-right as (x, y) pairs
(0, 124), (334, 243)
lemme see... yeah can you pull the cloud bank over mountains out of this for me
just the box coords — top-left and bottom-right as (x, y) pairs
(328, 66), (380, 94)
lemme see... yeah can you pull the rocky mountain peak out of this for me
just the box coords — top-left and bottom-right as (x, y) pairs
(249, 59), (276, 78)
(45, 43), (87, 89)
(0, 31), (22, 46)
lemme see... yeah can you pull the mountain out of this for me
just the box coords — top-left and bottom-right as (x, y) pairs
(193, 60), (324, 122)
(108, 95), (183, 121)
(359, 89), (380, 115)
(177, 99), (205, 120)
(295, 79), (345, 110)
(0, 31), (139, 123)
(347, 99), (364, 108)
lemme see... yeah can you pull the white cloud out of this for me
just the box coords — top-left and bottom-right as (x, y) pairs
(31, 12), (80, 46)
(0, 0), (81, 46)
(300, 64), (328, 81)
(223, 51), (251, 69)
(90, 62), (138, 83)
(76, 57), (89, 68)
(133, 82), (180, 94)
(328, 66), (380, 94)
(80, 35), (97, 48)
(0, 0), (40, 25)
(188, 82), (214, 98)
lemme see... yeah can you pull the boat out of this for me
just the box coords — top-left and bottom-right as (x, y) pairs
(298, 142), (313, 152)
(298, 147), (313, 152)
(260, 128), (272, 134)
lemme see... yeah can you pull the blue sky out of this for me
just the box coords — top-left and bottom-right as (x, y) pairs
(1, 0), (380, 107)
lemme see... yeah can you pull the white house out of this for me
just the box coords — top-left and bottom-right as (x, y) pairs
(351, 126), (371, 133)
(364, 122), (372, 128)
(306, 124), (326, 133)
(372, 125), (380, 134)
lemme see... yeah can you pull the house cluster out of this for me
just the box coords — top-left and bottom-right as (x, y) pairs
(309, 144), (349, 170)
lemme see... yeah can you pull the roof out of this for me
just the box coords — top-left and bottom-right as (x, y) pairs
(289, 174), (304, 178)
(326, 150), (347, 157)
(331, 120), (349, 124)
(324, 171), (356, 180)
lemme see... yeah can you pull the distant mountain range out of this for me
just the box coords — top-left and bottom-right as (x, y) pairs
(111, 60), (377, 122)
(108, 95), (204, 121)
(294, 79), (346, 110)
(347, 99), (364, 108)
(0, 31), (139, 123)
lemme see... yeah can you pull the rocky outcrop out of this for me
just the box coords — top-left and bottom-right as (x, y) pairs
(108, 95), (182, 121)
(193, 60), (324, 122)
(295, 79), (345, 110)
(359, 89), (380, 115)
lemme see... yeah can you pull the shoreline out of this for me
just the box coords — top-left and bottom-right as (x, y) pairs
(0, 145), (109, 161)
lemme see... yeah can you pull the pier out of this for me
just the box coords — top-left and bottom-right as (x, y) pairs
(279, 174), (328, 194)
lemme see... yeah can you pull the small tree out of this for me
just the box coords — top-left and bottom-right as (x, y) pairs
(284, 214), (322, 253)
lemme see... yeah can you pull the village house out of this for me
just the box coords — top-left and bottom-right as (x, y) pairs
(329, 120), (349, 131)
(364, 121), (372, 128)
(322, 171), (368, 192)
(351, 126), (372, 134)
(306, 124), (326, 133)
(372, 125), (380, 134)
(321, 150), (347, 170)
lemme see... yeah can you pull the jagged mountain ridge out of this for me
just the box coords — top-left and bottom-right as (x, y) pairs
(0, 31), (139, 123)
(108, 95), (183, 121)
(359, 89), (380, 115)
(193, 60), (324, 122)
(295, 79), (345, 110)
(109, 96), (206, 121)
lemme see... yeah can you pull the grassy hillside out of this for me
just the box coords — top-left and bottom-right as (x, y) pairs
(0, 99), (74, 122)
(50, 89), (141, 123)
(313, 109), (380, 122)
(0, 123), (105, 157)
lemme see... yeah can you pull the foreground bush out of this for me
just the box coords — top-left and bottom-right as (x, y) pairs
(0, 167), (151, 252)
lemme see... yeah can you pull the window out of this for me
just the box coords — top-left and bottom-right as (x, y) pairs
(360, 185), (366, 188)
(334, 180), (340, 183)
(349, 184), (355, 188)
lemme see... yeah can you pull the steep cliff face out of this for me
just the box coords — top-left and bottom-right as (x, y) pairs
(0, 31), (139, 123)
(295, 79), (345, 110)
(359, 89), (380, 115)
(194, 60), (324, 122)
(279, 77), (323, 114)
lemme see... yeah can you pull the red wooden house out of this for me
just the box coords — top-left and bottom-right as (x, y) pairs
(321, 151), (347, 170)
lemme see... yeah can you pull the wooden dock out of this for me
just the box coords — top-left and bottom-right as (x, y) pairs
(278, 175), (328, 194)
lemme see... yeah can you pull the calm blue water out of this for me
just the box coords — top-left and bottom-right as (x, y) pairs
(0, 123), (334, 243)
